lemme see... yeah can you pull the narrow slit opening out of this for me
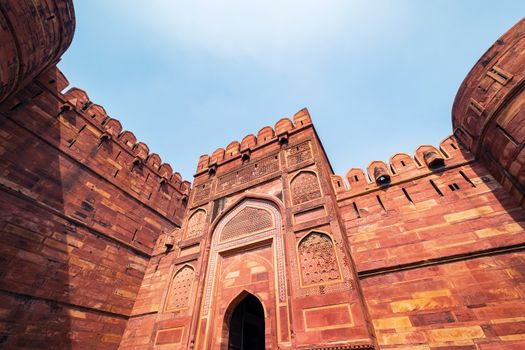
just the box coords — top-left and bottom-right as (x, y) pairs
(352, 202), (361, 218)
(402, 188), (414, 205)
(376, 195), (386, 212)
(429, 179), (443, 196)
(459, 170), (476, 187)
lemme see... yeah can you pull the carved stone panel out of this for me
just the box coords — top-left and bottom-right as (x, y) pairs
(186, 209), (206, 239)
(220, 206), (273, 242)
(165, 265), (195, 311)
(298, 232), (340, 286)
(286, 141), (312, 167)
(217, 153), (280, 193)
(192, 182), (211, 204)
(290, 171), (322, 205)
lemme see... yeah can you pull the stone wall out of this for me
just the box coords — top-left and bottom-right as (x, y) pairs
(0, 66), (188, 349)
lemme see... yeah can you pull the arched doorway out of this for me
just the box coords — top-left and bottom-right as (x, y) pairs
(228, 294), (265, 350)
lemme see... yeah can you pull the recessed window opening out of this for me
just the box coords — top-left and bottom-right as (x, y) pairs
(429, 179), (443, 196)
(450, 143), (457, 150)
(354, 175), (359, 182)
(414, 157), (422, 167)
(401, 160), (406, 167)
(459, 170), (476, 187)
(336, 181), (341, 188)
(448, 183), (460, 191)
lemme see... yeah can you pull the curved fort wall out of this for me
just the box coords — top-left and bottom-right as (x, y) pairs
(453, 18), (525, 207)
(0, 0), (75, 103)
(0, 1), (189, 348)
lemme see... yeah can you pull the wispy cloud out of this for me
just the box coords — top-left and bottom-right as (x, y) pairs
(101, 0), (409, 70)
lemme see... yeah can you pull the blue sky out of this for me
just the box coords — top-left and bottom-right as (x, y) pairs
(59, 1), (525, 181)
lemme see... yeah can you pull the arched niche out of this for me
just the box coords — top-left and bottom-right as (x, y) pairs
(290, 170), (322, 205)
(164, 264), (195, 312)
(297, 231), (342, 287)
(185, 209), (207, 239)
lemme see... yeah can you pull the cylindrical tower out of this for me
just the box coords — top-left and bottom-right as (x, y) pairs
(0, 0), (75, 103)
(452, 18), (525, 205)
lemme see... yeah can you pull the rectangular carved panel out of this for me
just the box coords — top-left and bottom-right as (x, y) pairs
(217, 153), (280, 193)
(293, 206), (326, 224)
(303, 303), (354, 331)
(286, 141), (313, 167)
(155, 327), (184, 345)
(192, 182), (211, 204)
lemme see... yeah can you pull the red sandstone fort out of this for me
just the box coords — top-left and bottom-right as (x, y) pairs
(0, 1), (524, 349)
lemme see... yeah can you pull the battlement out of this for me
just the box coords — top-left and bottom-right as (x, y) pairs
(195, 108), (312, 174)
(331, 135), (473, 197)
(59, 86), (191, 194)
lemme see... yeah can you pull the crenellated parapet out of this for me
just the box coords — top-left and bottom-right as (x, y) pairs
(60, 86), (191, 196)
(331, 135), (471, 197)
(0, 0), (75, 103)
(195, 108), (312, 174)
(452, 17), (525, 205)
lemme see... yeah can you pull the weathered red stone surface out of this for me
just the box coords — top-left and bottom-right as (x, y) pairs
(452, 18), (525, 207)
(1, 1), (525, 349)
(0, 0), (75, 103)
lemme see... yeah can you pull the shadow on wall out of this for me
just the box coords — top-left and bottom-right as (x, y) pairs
(0, 69), (73, 348)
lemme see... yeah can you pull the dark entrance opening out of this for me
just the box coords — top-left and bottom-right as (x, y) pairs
(228, 294), (265, 350)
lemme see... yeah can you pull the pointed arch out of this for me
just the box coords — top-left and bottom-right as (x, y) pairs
(223, 291), (266, 350)
(201, 197), (287, 318)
